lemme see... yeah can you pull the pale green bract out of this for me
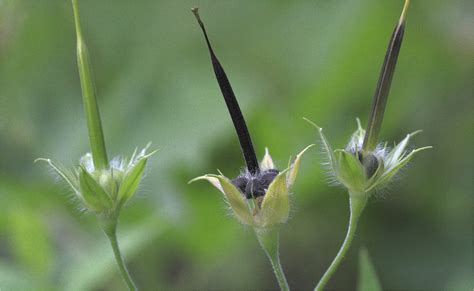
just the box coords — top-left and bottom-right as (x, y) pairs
(307, 118), (431, 195)
(36, 145), (157, 216)
(189, 145), (314, 228)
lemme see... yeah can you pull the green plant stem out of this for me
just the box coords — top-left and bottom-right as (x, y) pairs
(100, 217), (137, 291)
(256, 228), (290, 291)
(104, 226), (138, 291)
(72, 0), (109, 169)
(315, 194), (367, 291)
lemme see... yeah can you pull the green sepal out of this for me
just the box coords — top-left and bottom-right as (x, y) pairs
(35, 158), (80, 195)
(365, 155), (384, 191)
(304, 118), (338, 176)
(260, 170), (289, 227)
(384, 130), (421, 169)
(117, 157), (147, 208)
(366, 146), (432, 191)
(190, 175), (253, 225)
(336, 150), (366, 193)
(286, 144), (315, 190)
(79, 166), (113, 212)
(260, 148), (275, 171)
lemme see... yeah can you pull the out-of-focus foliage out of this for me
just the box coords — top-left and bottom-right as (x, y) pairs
(357, 247), (382, 291)
(0, 0), (472, 290)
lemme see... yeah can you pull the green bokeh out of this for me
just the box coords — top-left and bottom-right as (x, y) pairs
(0, 0), (472, 290)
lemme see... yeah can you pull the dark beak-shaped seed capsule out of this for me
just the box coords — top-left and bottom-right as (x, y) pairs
(192, 7), (260, 174)
(363, 0), (411, 151)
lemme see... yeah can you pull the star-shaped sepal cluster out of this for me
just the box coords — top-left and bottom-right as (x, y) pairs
(309, 119), (431, 195)
(190, 145), (314, 228)
(36, 145), (157, 217)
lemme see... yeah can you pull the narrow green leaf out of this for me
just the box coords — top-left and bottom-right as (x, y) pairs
(357, 247), (382, 291)
(72, 0), (108, 169)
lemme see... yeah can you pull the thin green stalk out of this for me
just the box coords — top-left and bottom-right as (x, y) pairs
(104, 225), (137, 291)
(256, 228), (290, 291)
(72, 0), (109, 169)
(315, 194), (367, 291)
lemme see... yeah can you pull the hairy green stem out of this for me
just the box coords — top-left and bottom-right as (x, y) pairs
(315, 194), (367, 291)
(72, 0), (109, 169)
(256, 228), (290, 291)
(102, 220), (137, 291)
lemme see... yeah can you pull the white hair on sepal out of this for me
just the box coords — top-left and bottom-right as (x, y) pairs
(121, 156), (154, 207)
(110, 155), (125, 171)
(316, 138), (338, 186)
(375, 142), (389, 160)
(38, 160), (88, 215)
(372, 183), (391, 200)
(287, 193), (299, 222)
(345, 118), (366, 154)
(79, 153), (94, 173)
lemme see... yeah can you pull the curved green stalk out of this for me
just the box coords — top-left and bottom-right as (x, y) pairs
(256, 228), (290, 291)
(315, 194), (367, 291)
(103, 222), (138, 291)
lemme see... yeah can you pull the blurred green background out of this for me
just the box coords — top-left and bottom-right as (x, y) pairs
(0, 0), (472, 290)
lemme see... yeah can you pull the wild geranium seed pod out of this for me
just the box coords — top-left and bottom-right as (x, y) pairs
(312, 1), (431, 290)
(35, 1), (156, 290)
(190, 8), (313, 291)
(191, 146), (313, 228)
